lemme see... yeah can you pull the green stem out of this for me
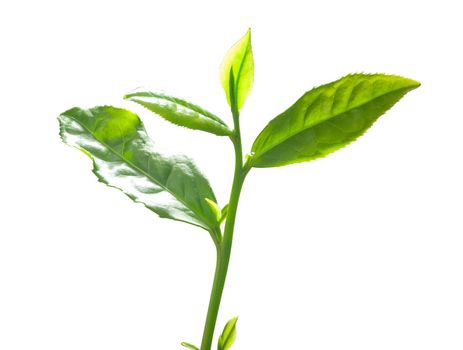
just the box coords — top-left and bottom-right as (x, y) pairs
(200, 108), (245, 350)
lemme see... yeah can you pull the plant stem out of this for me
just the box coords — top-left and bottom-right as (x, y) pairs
(200, 109), (245, 350)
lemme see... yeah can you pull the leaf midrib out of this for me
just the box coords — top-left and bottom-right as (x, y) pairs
(251, 85), (413, 163)
(67, 113), (213, 230)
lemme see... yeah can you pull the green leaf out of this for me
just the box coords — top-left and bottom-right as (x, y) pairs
(58, 106), (220, 231)
(205, 199), (230, 225)
(220, 29), (254, 111)
(181, 342), (199, 350)
(249, 74), (420, 168)
(205, 198), (222, 222)
(124, 91), (232, 136)
(218, 317), (238, 350)
(219, 204), (229, 224)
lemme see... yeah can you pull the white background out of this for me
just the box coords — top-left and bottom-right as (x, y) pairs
(1, 0), (462, 349)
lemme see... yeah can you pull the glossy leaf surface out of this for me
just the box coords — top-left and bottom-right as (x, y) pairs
(249, 74), (420, 168)
(124, 91), (232, 136)
(218, 317), (238, 350)
(58, 106), (219, 231)
(220, 29), (254, 111)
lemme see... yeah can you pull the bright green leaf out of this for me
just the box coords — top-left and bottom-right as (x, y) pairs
(205, 198), (222, 222)
(218, 317), (238, 350)
(124, 91), (232, 136)
(249, 74), (420, 168)
(181, 342), (199, 350)
(58, 106), (220, 231)
(220, 29), (254, 111)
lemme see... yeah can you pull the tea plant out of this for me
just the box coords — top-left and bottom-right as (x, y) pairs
(58, 29), (420, 350)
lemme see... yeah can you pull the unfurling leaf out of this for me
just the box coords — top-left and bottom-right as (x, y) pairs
(219, 204), (229, 224)
(124, 91), (232, 136)
(220, 29), (254, 111)
(181, 342), (199, 350)
(218, 317), (238, 350)
(58, 106), (220, 231)
(249, 74), (420, 168)
(205, 198), (222, 222)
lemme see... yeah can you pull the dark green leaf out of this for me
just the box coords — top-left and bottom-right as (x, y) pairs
(249, 74), (420, 168)
(181, 342), (199, 350)
(124, 91), (232, 136)
(218, 317), (238, 350)
(58, 106), (220, 231)
(220, 29), (254, 111)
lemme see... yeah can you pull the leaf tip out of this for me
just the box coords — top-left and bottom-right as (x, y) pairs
(393, 74), (420, 90)
(409, 78), (421, 89)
